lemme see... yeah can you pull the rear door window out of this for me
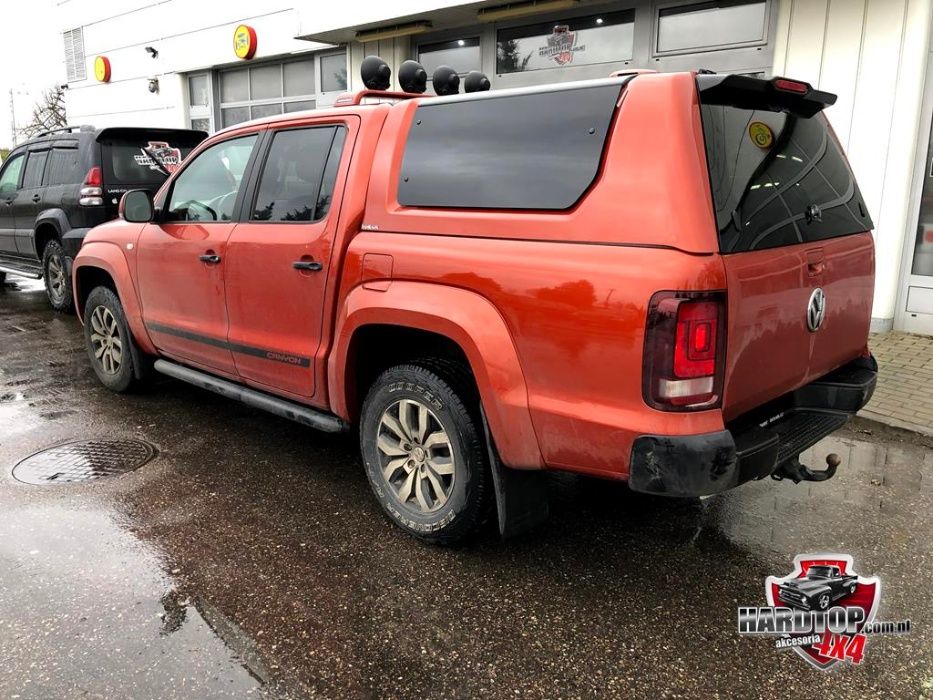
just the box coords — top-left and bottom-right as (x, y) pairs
(250, 126), (345, 222)
(22, 150), (49, 188)
(166, 134), (258, 222)
(700, 103), (874, 253)
(397, 81), (622, 210)
(45, 147), (81, 186)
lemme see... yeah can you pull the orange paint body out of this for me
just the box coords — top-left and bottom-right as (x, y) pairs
(73, 72), (874, 481)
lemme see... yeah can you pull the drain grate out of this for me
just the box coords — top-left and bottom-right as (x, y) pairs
(12, 439), (157, 485)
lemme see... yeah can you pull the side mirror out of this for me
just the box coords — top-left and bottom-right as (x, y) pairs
(120, 190), (154, 223)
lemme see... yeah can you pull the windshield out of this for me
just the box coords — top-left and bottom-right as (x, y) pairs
(699, 98), (874, 253)
(807, 566), (834, 579)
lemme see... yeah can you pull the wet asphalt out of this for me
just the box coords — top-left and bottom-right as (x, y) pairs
(0, 278), (930, 699)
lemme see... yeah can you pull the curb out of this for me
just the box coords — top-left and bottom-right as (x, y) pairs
(857, 408), (933, 438)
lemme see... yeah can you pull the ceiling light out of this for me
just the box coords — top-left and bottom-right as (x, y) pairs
(355, 21), (432, 43)
(477, 0), (578, 22)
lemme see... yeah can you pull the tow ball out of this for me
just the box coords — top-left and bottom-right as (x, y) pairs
(772, 453), (841, 483)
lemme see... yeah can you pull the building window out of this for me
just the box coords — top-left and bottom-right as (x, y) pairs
(657, 0), (768, 54)
(496, 10), (635, 74)
(418, 37), (482, 79)
(187, 73), (213, 132)
(320, 53), (348, 92)
(63, 27), (86, 82)
(215, 52), (345, 129)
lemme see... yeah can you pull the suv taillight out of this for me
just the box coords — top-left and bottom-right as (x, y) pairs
(80, 166), (103, 206)
(643, 291), (726, 411)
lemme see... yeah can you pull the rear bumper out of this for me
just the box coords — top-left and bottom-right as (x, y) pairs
(628, 355), (877, 497)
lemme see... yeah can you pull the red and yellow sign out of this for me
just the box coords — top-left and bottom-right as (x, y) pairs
(94, 55), (111, 82)
(233, 24), (257, 60)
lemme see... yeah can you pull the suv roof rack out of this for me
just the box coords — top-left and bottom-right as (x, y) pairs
(35, 124), (95, 138)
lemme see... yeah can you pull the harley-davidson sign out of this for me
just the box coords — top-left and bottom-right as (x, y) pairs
(538, 25), (585, 66)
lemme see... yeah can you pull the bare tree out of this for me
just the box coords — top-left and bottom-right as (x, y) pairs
(18, 87), (67, 140)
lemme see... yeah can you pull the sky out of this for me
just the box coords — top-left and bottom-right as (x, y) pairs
(0, 0), (62, 150)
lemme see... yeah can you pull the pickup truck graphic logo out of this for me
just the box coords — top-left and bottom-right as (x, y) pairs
(738, 554), (910, 670)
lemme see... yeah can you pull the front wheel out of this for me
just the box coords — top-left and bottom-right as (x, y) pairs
(815, 592), (831, 611)
(83, 286), (143, 393)
(359, 363), (491, 545)
(43, 239), (74, 313)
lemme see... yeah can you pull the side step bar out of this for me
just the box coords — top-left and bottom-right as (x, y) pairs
(153, 359), (349, 433)
(0, 256), (42, 279)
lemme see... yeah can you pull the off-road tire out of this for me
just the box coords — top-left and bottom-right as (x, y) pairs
(84, 286), (142, 393)
(42, 239), (74, 313)
(360, 363), (491, 545)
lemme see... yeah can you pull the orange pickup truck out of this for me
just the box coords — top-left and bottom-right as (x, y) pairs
(73, 62), (877, 543)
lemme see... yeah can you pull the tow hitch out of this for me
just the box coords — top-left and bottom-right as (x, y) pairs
(772, 453), (841, 483)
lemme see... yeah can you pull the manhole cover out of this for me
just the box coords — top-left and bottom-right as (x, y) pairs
(12, 439), (157, 485)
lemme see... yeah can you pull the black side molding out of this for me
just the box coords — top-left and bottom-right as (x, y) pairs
(153, 359), (349, 433)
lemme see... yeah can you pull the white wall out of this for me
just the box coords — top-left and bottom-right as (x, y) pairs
(772, 0), (933, 329)
(57, 0), (330, 128)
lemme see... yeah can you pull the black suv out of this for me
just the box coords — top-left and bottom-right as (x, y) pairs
(0, 125), (205, 311)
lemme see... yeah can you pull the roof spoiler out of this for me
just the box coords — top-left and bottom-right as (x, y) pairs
(696, 74), (836, 118)
(95, 127), (208, 144)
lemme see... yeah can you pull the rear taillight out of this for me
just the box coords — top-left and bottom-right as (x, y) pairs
(643, 291), (726, 411)
(80, 166), (103, 206)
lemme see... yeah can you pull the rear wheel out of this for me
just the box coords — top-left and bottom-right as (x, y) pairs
(359, 363), (490, 544)
(42, 239), (74, 313)
(84, 286), (142, 393)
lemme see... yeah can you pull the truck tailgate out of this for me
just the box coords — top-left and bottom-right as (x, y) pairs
(696, 75), (876, 421)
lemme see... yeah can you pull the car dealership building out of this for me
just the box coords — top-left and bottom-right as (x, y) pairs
(56, 0), (933, 335)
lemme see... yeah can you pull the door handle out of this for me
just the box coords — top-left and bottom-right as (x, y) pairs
(31, 194), (40, 203)
(199, 254), (221, 264)
(292, 260), (323, 272)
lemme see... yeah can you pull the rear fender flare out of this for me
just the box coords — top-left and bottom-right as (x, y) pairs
(330, 281), (543, 469)
(72, 241), (156, 355)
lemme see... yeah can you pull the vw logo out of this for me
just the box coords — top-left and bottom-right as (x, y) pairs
(807, 288), (826, 332)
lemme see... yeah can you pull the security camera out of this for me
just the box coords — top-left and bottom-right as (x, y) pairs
(147, 78), (160, 94)
(145, 46), (159, 59)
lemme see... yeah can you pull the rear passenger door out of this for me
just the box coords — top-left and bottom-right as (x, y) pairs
(224, 119), (354, 400)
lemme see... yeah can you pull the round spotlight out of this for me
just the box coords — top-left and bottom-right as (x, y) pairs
(361, 55), (391, 90)
(398, 60), (428, 94)
(432, 65), (460, 96)
(463, 70), (491, 93)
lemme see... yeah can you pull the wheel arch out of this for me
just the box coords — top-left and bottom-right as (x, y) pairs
(73, 242), (156, 355)
(330, 281), (543, 470)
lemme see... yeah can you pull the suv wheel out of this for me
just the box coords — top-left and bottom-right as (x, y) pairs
(84, 286), (143, 393)
(43, 240), (74, 313)
(360, 363), (490, 545)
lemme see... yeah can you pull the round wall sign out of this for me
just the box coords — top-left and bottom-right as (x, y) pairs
(94, 56), (112, 82)
(233, 24), (258, 60)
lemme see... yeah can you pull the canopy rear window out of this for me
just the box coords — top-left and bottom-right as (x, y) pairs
(698, 75), (873, 253)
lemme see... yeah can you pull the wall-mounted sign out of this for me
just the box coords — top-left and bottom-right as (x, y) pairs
(94, 56), (112, 82)
(233, 24), (258, 60)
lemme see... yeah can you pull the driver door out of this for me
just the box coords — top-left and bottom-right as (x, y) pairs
(0, 152), (25, 254)
(136, 133), (260, 376)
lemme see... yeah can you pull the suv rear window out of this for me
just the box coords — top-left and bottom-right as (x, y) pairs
(98, 130), (206, 189)
(699, 84), (874, 253)
(397, 81), (622, 210)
